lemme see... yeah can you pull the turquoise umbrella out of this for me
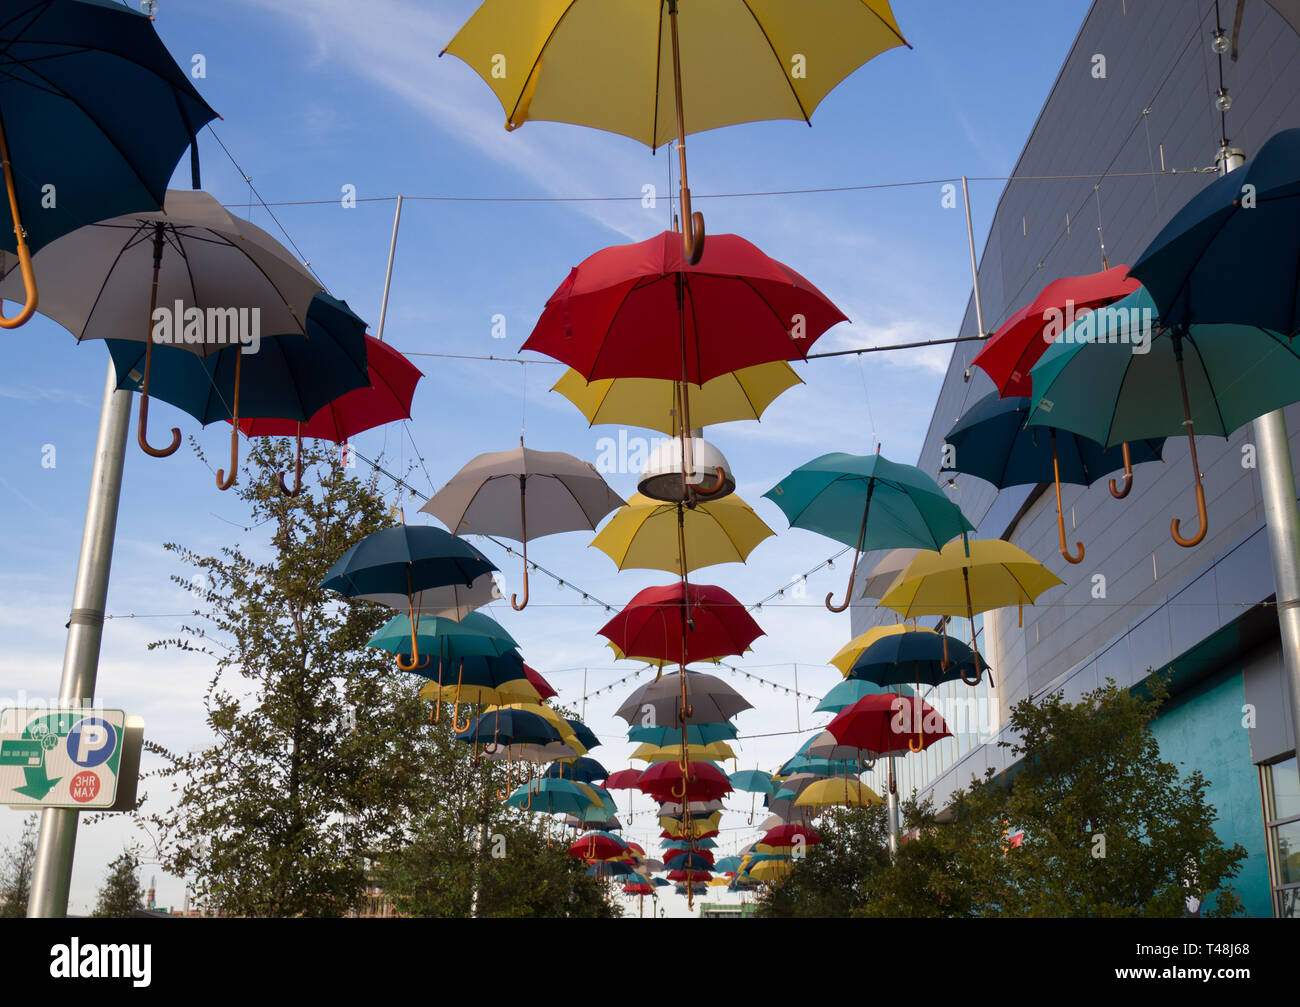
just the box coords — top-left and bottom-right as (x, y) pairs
(728, 769), (774, 795)
(506, 777), (601, 816)
(367, 610), (517, 669)
(815, 678), (914, 714)
(628, 722), (738, 745)
(1028, 286), (1300, 548)
(764, 452), (973, 612)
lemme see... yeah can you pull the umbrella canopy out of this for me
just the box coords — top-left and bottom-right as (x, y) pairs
(828, 623), (936, 675)
(506, 777), (599, 816)
(760, 824), (821, 848)
(728, 770), (774, 796)
(565, 719), (601, 753)
(638, 761), (732, 803)
(353, 574), (498, 623)
(367, 611), (518, 677)
(826, 693), (952, 756)
(0, 0), (218, 328)
(590, 492), (773, 575)
(603, 769), (644, 791)
(614, 671), (753, 726)
(415, 651), (530, 710)
(815, 678), (914, 715)
(543, 758), (609, 785)
(764, 452), (973, 611)
(971, 265), (1141, 397)
(552, 361), (802, 434)
(599, 583), (764, 666)
(523, 665), (558, 701)
(848, 630), (989, 689)
(422, 445), (623, 610)
(521, 231), (848, 383)
(628, 721), (738, 746)
(569, 832), (628, 862)
(945, 389), (1164, 563)
(444, 0), (905, 267)
(457, 708), (564, 747)
(235, 335), (422, 495)
(631, 741), (736, 764)
(804, 729), (874, 762)
(1026, 286), (1300, 549)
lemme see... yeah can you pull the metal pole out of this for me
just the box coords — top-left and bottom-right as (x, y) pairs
(28, 360), (132, 917)
(1230, 145), (1300, 794)
(886, 756), (899, 859)
(792, 663), (799, 733)
(960, 176), (987, 337)
(375, 194), (404, 343)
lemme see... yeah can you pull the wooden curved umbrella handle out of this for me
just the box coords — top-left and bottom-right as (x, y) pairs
(277, 424), (304, 497)
(395, 651), (431, 673)
(0, 113), (38, 329)
(1051, 428), (1084, 564)
(1171, 478), (1208, 547)
(961, 664), (983, 686)
(681, 202), (706, 267)
(1108, 442), (1134, 499)
(691, 465), (727, 499)
(511, 483), (530, 610)
(215, 351), (244, 491)
(137, 384), (181, 458)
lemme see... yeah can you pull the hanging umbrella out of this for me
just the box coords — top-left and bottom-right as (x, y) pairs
(631, 741), (736, 764)
(237, 335), (423, 495)
(367, 610), (517, 683)
(944, 389), (1164, 563)
(804, 729), (873, 762)
(815, 679), (914, 715)
(728, 770), (774, 796)
(790, 779), (883, 810)
(323, 525), (497, 671)
(760, 824), (821, 849)
(598, 583), (764, 667)
(971, 265), (1141, 396)
(542, 758), (609, 786)
(565, 719), (601, 753)
(443, 0), (906, 263)
(590, 492), (773, 575)
(829, 623), (936, 675)
(1026, 285), (1300, 548)
(639, 761), (732, 802)
(657, 800), (725, 816)
(414, 651), (530, 712)
(0, 0), (218, 328)
(350, 574), (498, 624)
(614, 671), (753, 727)
(568, 832), (627, 862)
(552, 361), (802, 433)
(628, 721), (738, 746)
(848, 629), (990, 689)
(765, 451), (974, 612)
(826, 693), (952, 756)
(421, 444), (623, 610)
(523, 664), (558, 701)
(603, 769), (644, 791)
(878, 538), (1063, 669)
(104, 292), (371, 490)
(2, 190), (323, 461)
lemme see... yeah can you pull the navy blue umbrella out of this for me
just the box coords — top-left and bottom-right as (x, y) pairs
(944, 390), (1164, 563)
(106, 293), (370, 491)
(564, 719), (601, 753)
(456, 708), (563, 748)
(0, 0), (218, 328)
(848, 628), (989, 688)
(542, 757), (609, 785)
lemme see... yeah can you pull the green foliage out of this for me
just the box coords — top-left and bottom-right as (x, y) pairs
(859, 676), (1248, 918)
(92, 852), (145, 917)
(135, 440), (619, 918)
(756, 805), (891, 917)
(0, 814), (38, 918)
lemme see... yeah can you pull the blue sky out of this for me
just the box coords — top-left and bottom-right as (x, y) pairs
(0, 0), (1091, 916)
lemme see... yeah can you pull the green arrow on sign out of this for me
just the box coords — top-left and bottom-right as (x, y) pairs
(4, 714), (74, 801)
(13, 762), (60, 800)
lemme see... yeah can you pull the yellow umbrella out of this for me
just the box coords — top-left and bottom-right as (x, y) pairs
(443, 0), (908, 263)
(706, 876), (730, 887)
(552, 362), (802, 434)
(591, 492), (773, 575)
(879, 537), (1063, 681)
(659, 811), (722, 839)
(750, 859), (794, 882)
(793, 777), (883, 809)
(417, 679), (541, 706)
(828, 624), (937, 676)
(631, 741), (737, 764)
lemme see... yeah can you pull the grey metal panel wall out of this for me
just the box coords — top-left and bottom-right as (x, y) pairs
(852, 0), (1300, 730)
(1245, 641), (1298, 764)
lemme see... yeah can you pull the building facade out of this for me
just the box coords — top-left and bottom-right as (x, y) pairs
(851, 0), (1300, 917)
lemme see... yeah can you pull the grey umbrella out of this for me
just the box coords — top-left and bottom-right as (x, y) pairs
(356, 572), (499, 621)
(806, 730), (869, 763)
(422, 443), (624, 610)
(614, 671), (752, 726)
(1, 189), (322, 461)
(858, 547), (923, 600)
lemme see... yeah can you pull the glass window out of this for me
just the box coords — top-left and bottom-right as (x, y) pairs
(1269, 757), (1300, 821)
(1262, 757), (1300, 917)
(1270, 821), (1300, 887)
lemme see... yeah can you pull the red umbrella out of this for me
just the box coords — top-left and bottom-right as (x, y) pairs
(970, 265), (1141, 498)
(666, 869), (713, 883)
(568, 834), (626, 862)
(523, 664), (558, 700)
(622, 882), (654, 895)
(826, 693), (951, 755)
(597, 582), (763, 666)
(238, 335), (422, 494)
(760, 824), (821, 848)
(638, 761), (732, 802)
(665, 847), (714, 866)
(522, 231), (847, 384)
(603, 768), (644, 790)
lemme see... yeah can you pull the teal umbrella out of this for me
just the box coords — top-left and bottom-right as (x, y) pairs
(764, 452), (973, 612)
(506, 777), (600, 816)
(815, 678), (913, 714)
(367, 610), (517, 670)
(628, 722), (738, 745)
(1028, 286), (1300, 548)
(728, 769), (774, 795)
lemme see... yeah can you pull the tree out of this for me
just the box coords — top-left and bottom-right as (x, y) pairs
(756, 805), (892, 917)
(0, 814), (38, 918)
(859, 676), (1248, 918)
(93, 852), (145, 917)
(137, 439), (464, 917)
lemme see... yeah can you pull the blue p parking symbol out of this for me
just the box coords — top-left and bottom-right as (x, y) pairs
(67, 718), (116, 768)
